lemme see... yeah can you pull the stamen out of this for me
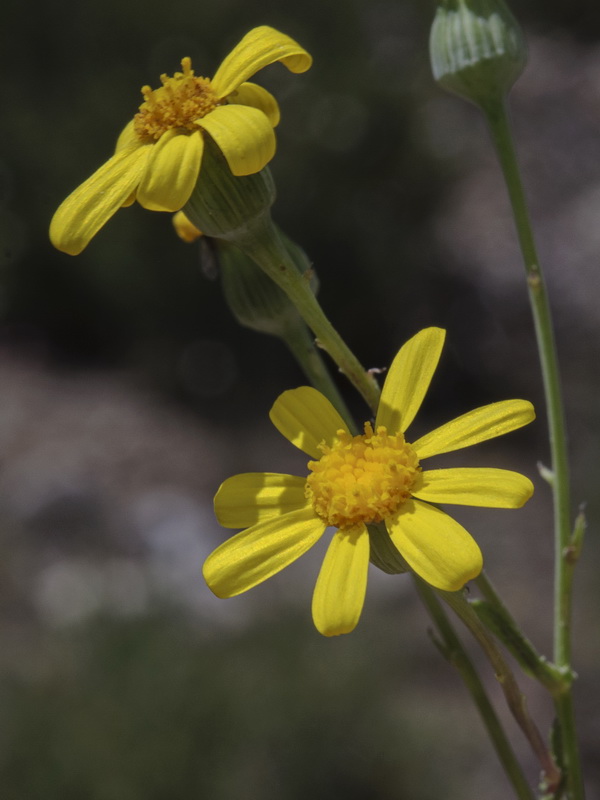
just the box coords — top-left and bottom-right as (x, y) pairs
(133, 58), (223, 142)
(305, 423), (421, 529)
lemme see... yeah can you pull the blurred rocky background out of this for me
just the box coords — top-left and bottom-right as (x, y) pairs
(1, 0), (600, 797)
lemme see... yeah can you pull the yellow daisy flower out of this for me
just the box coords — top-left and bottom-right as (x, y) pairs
(50, 26), (312, 255)
(203, 327), (535, 636)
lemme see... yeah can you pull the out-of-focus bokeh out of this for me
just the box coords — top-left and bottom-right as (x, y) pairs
(2, 0), (600, 797)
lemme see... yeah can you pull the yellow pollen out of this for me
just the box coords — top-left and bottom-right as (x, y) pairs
(133, 57), (223, 142)
(305, 423), (421, 529)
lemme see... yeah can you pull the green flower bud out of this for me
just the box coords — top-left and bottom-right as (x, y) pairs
(218, 231), (318, 338)
(183, 137), (276, 244)
(429, 0), (527, 109)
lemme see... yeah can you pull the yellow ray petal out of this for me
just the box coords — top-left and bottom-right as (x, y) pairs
(228, 81), (281, 126)
(211, 25), (312, 99)
(214, 472), (309, 528)
(269, 386), (349, 458)
(136, 129), (203, 211)
(172, 210), (202, 243)
(49, 146), (150, 255)
(115, 119), (139, 152)
(412, 468), (534, 508)
(413, 399), (535, 460)
(387, 499), (482, 591)
(121, 191), (137, 208)
(203, 506), (325, 598)
(199, 104), (275, 176)
(376, 327), (446, 435)
(312, 526), (370, 637)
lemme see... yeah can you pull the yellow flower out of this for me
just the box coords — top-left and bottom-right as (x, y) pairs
(50, 26), (312, 255)
(203, 328), (535, 636)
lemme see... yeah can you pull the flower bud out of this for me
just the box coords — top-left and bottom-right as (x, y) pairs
(429, 0), (526, 109)
(219, 230), (317, 337)
(183, 137), (276, 244)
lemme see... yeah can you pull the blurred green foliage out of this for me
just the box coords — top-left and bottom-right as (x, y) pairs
(0, 608), (488, 800)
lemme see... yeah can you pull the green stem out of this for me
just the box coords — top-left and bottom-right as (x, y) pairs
(483, 97), (584, 799)
(483, 97), (572, 665)
(474, 572), (569, 696)
(233, 218), (381, 414)
(280, 318), (357, 429)
(414, 579), (535, 800)
(441, 589), (561, 795)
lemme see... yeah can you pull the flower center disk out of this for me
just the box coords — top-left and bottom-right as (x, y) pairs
(133, 57), (222, 142)
(305, 423), (420, 528)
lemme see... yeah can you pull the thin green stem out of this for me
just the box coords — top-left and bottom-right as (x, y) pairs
(483, 98), (572, 665)
(414, 579), (535, 800)
(441, 589), (561, 795)
(474, 572), (569, 696)
(233, 218), (381, 414)
(280, 318), (357, 429)
(483, 97), (584, 799)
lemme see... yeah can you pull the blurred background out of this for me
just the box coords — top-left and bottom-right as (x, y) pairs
(2, 0), (600, 797)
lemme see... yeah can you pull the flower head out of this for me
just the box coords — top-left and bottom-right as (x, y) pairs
(203, 328), (535, 636)
(50, 26), (312, 255)
(430, 0), (526, 108)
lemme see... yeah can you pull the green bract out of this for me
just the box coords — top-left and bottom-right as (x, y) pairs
(219, 231), (318, 337)
(184, 138), (276, 243)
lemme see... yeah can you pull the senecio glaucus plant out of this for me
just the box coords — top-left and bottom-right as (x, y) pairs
(49, 6), (586, 799)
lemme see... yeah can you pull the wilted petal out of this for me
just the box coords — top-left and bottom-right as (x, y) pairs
(229, 81), (281, 126)
(199, 104), (275, 176)
(137, 129), (203, 211)
(115, 119), (139, 152)
(49, 146), (150, 255)
(211, 25), (312, 99)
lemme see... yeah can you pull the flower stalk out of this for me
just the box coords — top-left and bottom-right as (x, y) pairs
(236, 218), (382, 413)
(281, 321), (358, 429)
(473, 572), (572, 696)
(482, 95), (584, 800)
(415, 579), (535, 800)
(184, 143), (381, 412)
(430, 2), (584, 794)
(216, 233), (355, 424)
(440, 589), (562, 794)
